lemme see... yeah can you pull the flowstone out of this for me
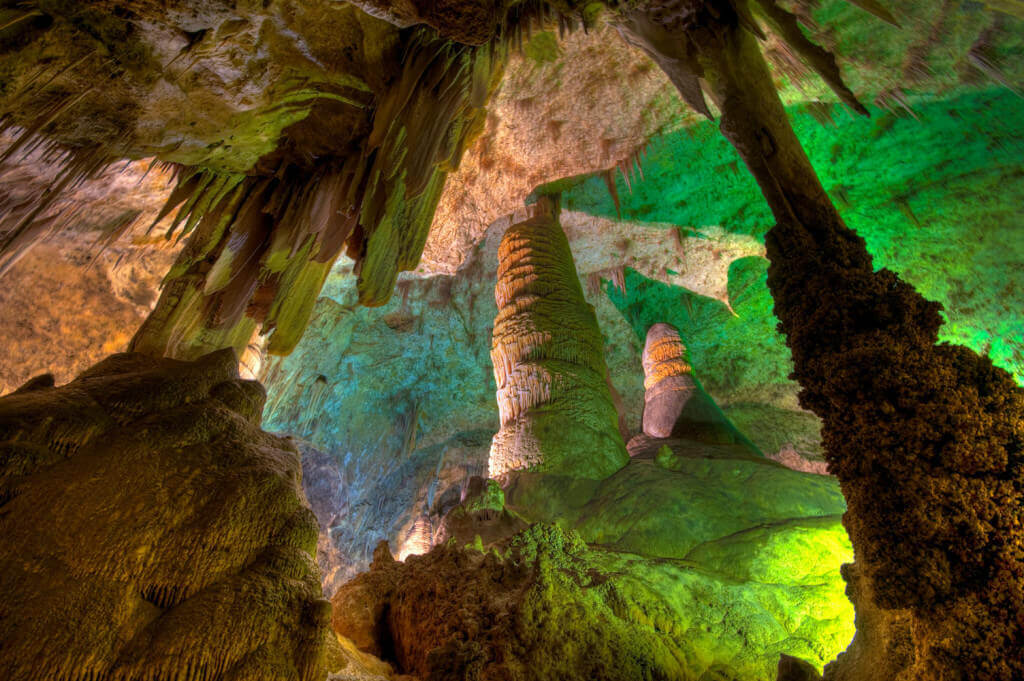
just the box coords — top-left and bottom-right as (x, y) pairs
(0, 350), (336, 681)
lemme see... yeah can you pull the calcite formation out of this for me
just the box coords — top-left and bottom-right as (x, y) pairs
(614, 1), (1024, 677)
(489, 202), (628, 479)
(0, 2), (506, 362)
(767, 192), (1024, 680)
(127, 33), (505, 360)
(640, 321), (746, 444)
(332, 511), (854, 680)
(0, 350), (334, 681)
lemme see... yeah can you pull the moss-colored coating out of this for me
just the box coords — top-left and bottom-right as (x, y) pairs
(567, 89), (1024, 445)
(0, 350), (333, 681)
(333, 521), (853, 680)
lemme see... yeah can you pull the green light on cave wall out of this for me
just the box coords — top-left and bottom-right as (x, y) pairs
(564, 89), (1024, 388)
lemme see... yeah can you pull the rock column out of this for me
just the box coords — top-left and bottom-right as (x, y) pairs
(489, 200), (628, 480)
(619, 3), (1024, 678)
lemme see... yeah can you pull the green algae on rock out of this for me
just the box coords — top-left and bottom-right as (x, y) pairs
(332, 521), (854, 680)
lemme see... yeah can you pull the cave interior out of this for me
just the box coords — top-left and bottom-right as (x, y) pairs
(0, 1), (1022, 680)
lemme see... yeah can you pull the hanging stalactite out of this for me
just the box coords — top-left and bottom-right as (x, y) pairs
(125, 28), (507, 359)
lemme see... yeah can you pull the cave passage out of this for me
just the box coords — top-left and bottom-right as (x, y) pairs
(0, 1), (1021, 680)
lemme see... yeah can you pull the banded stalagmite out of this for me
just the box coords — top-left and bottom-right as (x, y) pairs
(489, 199), (628, 480)
(641, 322), (744, 445)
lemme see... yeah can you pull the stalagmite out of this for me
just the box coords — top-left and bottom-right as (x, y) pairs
(489, 197), (628, 479)
(617, 1), (1023, 678)
(0, 350), (334, 681)
(640, 322), (744, 444)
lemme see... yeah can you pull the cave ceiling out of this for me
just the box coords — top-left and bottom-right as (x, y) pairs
(0, 0), (1020, 359)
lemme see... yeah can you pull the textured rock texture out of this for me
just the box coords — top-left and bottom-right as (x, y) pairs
(265, 210), (749, 590)
(325, 355), (853, 679)
(769, 193), (1024, 680)
(489, 206), (628, 479)
(640, 321), (749, 445)
(332, 512), (853, 680)
(0, 350), (335, 681)
(616, 0), (1024, 676)
(420, 23), (689, 274)
(0, 1), (507, 361)
(0, 152), (179, 393)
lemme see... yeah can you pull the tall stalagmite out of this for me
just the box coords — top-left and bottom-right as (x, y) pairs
(618, 1), (1024, 677)
(0, 350), (334, 681)
(489, 200), (628, 479)
(641, 322), (745, 445)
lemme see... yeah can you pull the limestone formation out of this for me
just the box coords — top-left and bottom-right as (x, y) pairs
(332, 517), (854, 681)
(0, 350), (334, 681)
(640, 321), (747, 445)
(615, 1), (1024, 677)
(489, 202), (628, 479)
(0, 3), (506, 362)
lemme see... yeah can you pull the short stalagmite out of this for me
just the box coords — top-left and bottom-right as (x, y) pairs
(0, 350), (334, 681)
(641, 322), (744, 444)
(489, 200), (628, 479)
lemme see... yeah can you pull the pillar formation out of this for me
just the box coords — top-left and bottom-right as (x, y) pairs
(489, 203), (628, 480)
(618, 3), (1024, 677)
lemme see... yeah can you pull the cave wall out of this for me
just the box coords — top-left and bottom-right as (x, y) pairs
(565, 88), (1024, 463)
(0, 154), (180, 393)
(261, 209), (758, 591)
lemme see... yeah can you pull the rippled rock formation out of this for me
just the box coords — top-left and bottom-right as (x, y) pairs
(0, 350), (334, 681)
(489, 203), (628, 479)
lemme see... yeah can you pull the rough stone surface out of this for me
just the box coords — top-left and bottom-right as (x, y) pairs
(489, 207), (628, 480)
(332, 515), (853, 681)
(0, 150), (180, 392)
(0, 350), (334, 681)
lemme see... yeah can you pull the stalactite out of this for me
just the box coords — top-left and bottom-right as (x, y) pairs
(0, 132), (113, 277)
(489, 198), (628, 480)
(618, 1), (1023, 678)
(127, 28), (505, 360)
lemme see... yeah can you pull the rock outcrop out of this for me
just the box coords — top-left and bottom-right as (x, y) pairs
(489, 202), (628, 479)
(332, 510), (853, 681)
(0, 350), (334, 681)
